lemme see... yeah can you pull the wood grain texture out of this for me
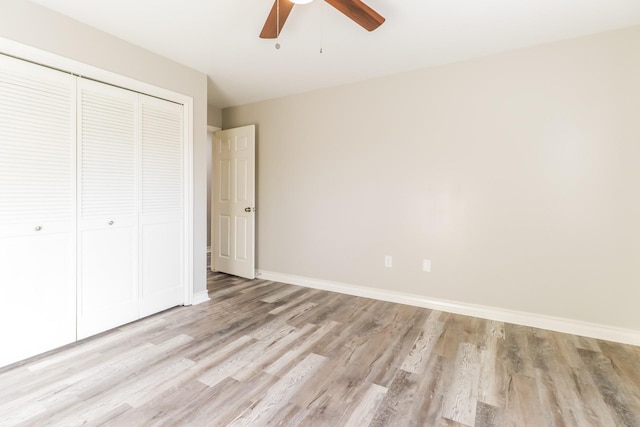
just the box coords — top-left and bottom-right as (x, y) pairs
(259, 0), (295, 39)
(0, 269), (639, 426)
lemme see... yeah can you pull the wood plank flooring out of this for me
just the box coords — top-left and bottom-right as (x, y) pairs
(1, 271), (639, 426)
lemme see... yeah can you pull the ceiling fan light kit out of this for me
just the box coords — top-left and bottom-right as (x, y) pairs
(260, 0), (385, 39)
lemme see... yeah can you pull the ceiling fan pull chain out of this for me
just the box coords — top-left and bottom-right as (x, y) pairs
(319, 0), (324, 53)
(275, 0), (281, 49)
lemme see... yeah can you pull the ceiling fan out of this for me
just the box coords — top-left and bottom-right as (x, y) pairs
(260, 0), (385, 39)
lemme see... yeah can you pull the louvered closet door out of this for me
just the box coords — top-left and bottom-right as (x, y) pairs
(139, 95), (185, 316)
(77, 79), (139, 339)
(0, 55), (77, 367)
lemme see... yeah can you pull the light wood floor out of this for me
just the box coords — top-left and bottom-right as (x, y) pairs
(1, 271), (639, 426)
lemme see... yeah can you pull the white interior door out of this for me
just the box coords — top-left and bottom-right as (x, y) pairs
(0, 55), (77, 367)
(139, 95), (185, 316)
(213, 125), (255, 279)
(76, 79), (139, 339)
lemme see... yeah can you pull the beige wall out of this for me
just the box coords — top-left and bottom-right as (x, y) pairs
(0, 0), (209, 295)
(224, 26), (640, 331)
(208, 105), (222, 128)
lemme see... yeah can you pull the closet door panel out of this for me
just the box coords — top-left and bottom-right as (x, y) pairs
(77, 79), (139, 339)
(79, 222), (136, 321)
(139, 96), (185, 316)
(141, 220), (182, 315)
(0, 55), (76, 367)
(0, 232), (75, 366)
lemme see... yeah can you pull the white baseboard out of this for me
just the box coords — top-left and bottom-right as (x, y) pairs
(256, 270), (640, 347)
(192, 291), (210, 305)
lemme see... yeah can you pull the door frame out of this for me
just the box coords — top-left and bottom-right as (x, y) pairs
(208, 125), (221, 272)
(0, 37), (195, 306)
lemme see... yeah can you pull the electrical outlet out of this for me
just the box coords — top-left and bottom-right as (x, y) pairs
(385, 255), (392, 268)
(422, 259), (431, 272)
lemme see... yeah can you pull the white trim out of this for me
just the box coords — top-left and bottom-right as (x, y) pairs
(0, 37), (195, 308)
(192, 291), (211, 305)
(207, 126), (220, 274)
(256, 270), (640, 347)
(0, 38), (190, 105)
(183, 97), (194, 306)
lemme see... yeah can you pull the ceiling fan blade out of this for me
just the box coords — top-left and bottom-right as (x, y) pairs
(324, 0), (385, 31)
(260, 0), (296, 39)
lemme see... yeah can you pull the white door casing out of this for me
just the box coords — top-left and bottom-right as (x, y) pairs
(0, 55), (77, 367)
(213, 125), (256, 279)
(207, 126), (221, 260)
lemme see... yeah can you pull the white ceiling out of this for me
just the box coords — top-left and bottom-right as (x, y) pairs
(30, 0), (640, 108)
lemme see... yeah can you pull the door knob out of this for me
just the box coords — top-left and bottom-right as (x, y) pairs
(108, 221), (114, 225)
(244, 207), (251, 213)
(35, 226), (42, 231)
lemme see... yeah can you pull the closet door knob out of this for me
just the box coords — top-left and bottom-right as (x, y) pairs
(108, 221), (114, 225)
(35, 226), (42, 231)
